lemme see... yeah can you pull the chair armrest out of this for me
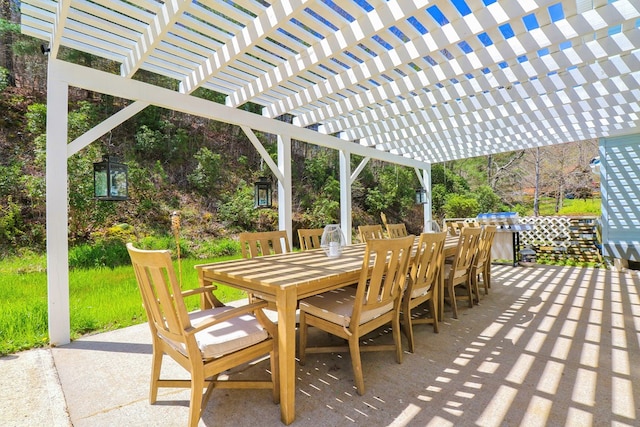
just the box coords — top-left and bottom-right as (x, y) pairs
(181, 285), (217, 298)
(182, 285), (225, 308)
(185, 300), (270, 335)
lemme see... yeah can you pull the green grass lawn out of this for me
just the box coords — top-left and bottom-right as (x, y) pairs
(533, 197), (601, 216)
(0, 254), (246, 356)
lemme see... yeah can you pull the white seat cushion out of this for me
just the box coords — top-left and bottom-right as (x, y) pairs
(300, 287), (393, 328)
(175, 306), (269, 359)
(444, 264), (467, 280)
(410, 284), (432, 299)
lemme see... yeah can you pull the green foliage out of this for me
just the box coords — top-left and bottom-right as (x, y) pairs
(432, 183), (448, 217)
(0, 163), (21, 197)
(304, 151), (335, 191)
(474, 185), (502, 213)
(25, 103), (47, 134)
(364, 187), (387, 212)
(534, 197), (601, 216)
(432, 164), (470, 193)
(134, 124), (166, 157)
(443, 194), (480, 218)
(557, 198), (601, 216)
(217, 182), (263, 231)
(187, 147), (222, 194)
(68, 101), (99, 138)
(197, 238), (241, 258)
(0, 18), (20, 36)
(0, 198), (23, 249)
(311, 197), (340, 226)
(0, 67), (9, 92)
(363, 165), (417, 216)
(69, 239), (131, 269)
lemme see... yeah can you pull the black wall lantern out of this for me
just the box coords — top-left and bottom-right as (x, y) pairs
(415, 187), (427, 204)
(254, 176), (272, 208)
(94, 155), (128, 201)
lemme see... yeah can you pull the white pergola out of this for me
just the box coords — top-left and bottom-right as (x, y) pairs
(20, 1), (640, 347)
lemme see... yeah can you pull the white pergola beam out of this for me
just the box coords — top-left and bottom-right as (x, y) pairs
(50, 58), (430, 171)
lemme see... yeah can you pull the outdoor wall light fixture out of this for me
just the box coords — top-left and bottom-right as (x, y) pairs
(254, 176), (272, 208)
(415, 188), (427, 204)
(94, 155), (128, 201)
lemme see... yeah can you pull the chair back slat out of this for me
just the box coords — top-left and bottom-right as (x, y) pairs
(358, 224), (385, 242)
(239, 231), (290, 258)
(127, 244), (190, 344)
(409, 232), (446, 296)
(352, 236), (414, 321)
(297, 228), (324, 251)
(386, 223), (408, 238)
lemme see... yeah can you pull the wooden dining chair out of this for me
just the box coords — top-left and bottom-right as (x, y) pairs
(443, 226), (482, 319)
(401, 232), (446, 353)
(239, 230), (290, 258)
(386, 222), (408, 238)
(298, 235), (415, 395)
(297, 228), (325, 251)
(446, 221), (461, 236)
(126, 243), (279, 427)
(358, 224), (385, 242)
(471, 225), (497, 300)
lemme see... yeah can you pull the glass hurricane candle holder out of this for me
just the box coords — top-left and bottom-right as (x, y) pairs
(320, 224), (346, 258)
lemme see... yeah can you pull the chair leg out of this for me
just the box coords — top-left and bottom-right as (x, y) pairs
(402, 301), (416, 353)
(392, 311), (403, 364)
(472, 272), (481, 304)
(348, 337), (365, 395)
(485, 264), (491, 291)
(449, 282), (459, 319)
(270, 348), (280, 404)
(188, 370), (205, 427)
(298, 312), (308, 365)
(466, 278), (474, 308)
(149, 345), (163, 403)
(429, 299), (439, 333)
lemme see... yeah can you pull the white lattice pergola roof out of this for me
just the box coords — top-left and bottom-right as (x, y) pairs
(21, 0), (640, 164)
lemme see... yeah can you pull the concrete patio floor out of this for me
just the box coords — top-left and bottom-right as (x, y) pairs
(2, 264), (639, 426)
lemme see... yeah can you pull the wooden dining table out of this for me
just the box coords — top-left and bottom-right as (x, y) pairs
(195, 235), (460, 425)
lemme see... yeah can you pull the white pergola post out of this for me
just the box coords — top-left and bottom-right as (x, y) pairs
(46, 61), (70, 345)
(415, 166), (433, 231)
(423, 167), (433, 230)
(339, 149), (352, 244)
(277, 134), (292, 244)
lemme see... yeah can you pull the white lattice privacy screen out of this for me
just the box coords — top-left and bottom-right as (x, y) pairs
(601, 134), (640, 262)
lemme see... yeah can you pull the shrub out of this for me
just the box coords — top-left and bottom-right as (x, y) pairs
(443, 194), (480, 218)
(197, 238), (240, 258)
(69, 239), (130, 269)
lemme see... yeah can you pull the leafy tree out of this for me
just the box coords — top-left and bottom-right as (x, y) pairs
(187, 147), (222, 194)
(443, 194), (480, 218)
(304, 150), (334, 191)
(474, 185), (502, 213)
(218, 182), (261, 232)
(432, 163), (469, 194)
